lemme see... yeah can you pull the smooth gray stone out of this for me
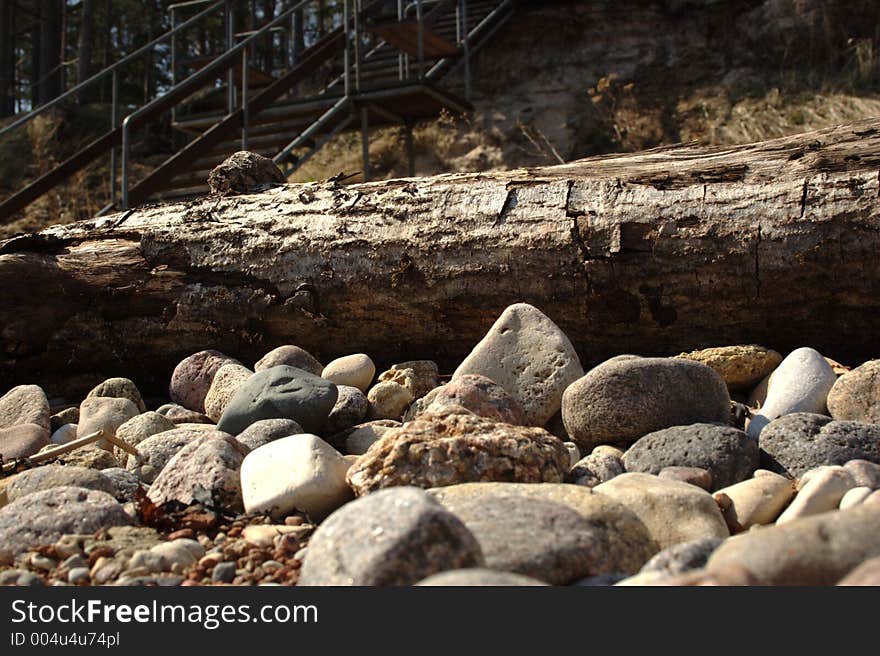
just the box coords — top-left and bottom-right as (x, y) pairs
(217, 366), (337, 435)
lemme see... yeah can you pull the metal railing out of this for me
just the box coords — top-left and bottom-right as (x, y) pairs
(1, 0), (513, 219)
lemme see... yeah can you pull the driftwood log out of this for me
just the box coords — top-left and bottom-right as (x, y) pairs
(2, 119), (880, 399)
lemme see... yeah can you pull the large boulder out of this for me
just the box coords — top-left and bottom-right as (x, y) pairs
(561, 356), (730, 452)
(346, 410), (569, 495)
(147, 433), (248, 511)
(217, 366), (337, 436)
(298, 487), (483, 586)
(452, 303), (584, 426)
(240, 434), (352, 520)
(0, 487), (132, 558)
(707, 504), (880, 585)
(827, 360), (880, 423)
(0, 384), (50, 432)
(622, 423), (759, 490)
(758, 413), (880, 477)
(428, 482), (657, 574)
(593, 473), (729, 549)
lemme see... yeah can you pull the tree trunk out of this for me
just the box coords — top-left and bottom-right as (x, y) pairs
(37, 0), (62, 105)
(0, 0), (14, 117)
(2, 120), (880, 399)
(77, 0), (95, 103)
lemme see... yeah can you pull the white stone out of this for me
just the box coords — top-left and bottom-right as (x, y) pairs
(240, 434), (353, 520)
(149, 538), (205, 568)
(322, 354), (376, 392)
(713, 471), (795, 531)
(452, 303), (584, 426)
(776, 466), (855, 524)
(51, 423), (78, 445)
(366, 381), (413, 420)
(344, 423), (397, 455)
(241, 524), (311, 548)
(593, 472), (729, 549)
(747, 347), (836, 438)
(78, 397), (140, 450)
(839, 486), (873, 509)
(563, 442), (580, 468)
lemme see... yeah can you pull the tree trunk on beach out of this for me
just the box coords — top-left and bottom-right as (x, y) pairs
(1, 119), (879, 399)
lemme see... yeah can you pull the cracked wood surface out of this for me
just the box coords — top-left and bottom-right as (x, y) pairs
(2, 119), (880, 398)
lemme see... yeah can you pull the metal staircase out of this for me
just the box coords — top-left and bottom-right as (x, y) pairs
(0, 0), (518, 223)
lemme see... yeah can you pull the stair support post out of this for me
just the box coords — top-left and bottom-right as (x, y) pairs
(226, 0), (235, 114)
(121, 117), (131, 210)
(416, 0), (425, 79)
(361, 106), (370, 182)
(344, 0), (351, 97)
(460, 0), (470, 101)
(354, 0), (362, 91)
(110, 70), (119, 207)
(241, 48), (249, 150)
(170, 7), (177, 124)
(397, 0), (406, 80)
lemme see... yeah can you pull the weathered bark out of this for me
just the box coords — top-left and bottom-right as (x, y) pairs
(2, 119), (880, 399)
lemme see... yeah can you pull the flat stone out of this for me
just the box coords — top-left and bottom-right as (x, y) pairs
(346, 410), (569, 495)
(234, 418), (303, 451)
(758, 413), (880, 477)
(86, 378), (146, 413)
(840, 486), (873, 509)
(638, 537), (725, 578)
(416, 568), (548, 586)
(617, 564), (758, 586)
(54, 445), (119, 470)
(324, 385), (368, 434)
(0, 385), (50, 432)
(0, 487), (132, 558)
(434, 495), (616, 585)
(148, 433), (247, 511)
(561, 356), (730, 452)
(50, 423), (78, 445)
(713, 471), (795, 532)
(388, 360), (440, 399)
(826, 359), (880, 423)
(453, 303), (584, 427)
(169, 350), (237, 414)
(776, 466), (855, 524)
(298, 487), (483, 586)
(336, 421), (399, 455)
(207, 151), (284, 195)
(114, 412), (176, 465)
(707, 504), (880, 585)
(366, 381), (413, 420)
(322, 354), (376, 392)
(658, 466), (714, 491)
(255, 345), (323, 375)
(427, 482), (657, 575)
(593, 473), (729, 549)
(99, 468), (144, 503)
(212, 560), (237, 583)
(623, 423), (759, 490)
(204, 363), (254, 423)
(77, 397), (140, 450)
(420, 374), (526, 425)
(127, 426), (208, 483)
(676, 345), (782, 392)
(157, 404), (214, 425)
(844, 460), (880, 489)
(6, 465), (115, 502)
(0, 424), (50, 459)
(241, 434), (352, 520)
(837, 555), (880, 585)
(747, 347), (836, 438)
(217, 365), (338, 436)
